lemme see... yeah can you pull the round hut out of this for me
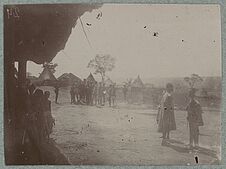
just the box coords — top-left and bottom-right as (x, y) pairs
(130, 75), (144, 104)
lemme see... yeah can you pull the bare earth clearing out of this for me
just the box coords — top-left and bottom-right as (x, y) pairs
(41, 86), (221, 165)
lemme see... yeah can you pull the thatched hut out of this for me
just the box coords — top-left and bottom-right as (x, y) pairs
(58, 73), (82, 87)
(4, 4), (101, 164)
(86, 73), (96, 84)
(37, 67), (57, 86)
(130, 75), (144, 104)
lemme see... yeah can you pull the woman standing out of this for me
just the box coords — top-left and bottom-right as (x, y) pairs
(157, 83), (176, 144)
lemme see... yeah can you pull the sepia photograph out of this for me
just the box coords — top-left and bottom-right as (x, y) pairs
(4, 3), (222, 165)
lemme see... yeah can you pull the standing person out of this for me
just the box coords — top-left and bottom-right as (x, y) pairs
(102, 83), (106, 106)
(86, 81), (91, 105)
(89, 82), (94, 106)
(111, 83), (116, 107)
(25, 89), (44, 163)
(123, 85), (128, 102)
(186, 88), (204, 149)
(83, 79), (88, 103)
(74, 82), (80, 104)
(78, 81), (83, 104)
(70, 84), (75, 104)
(108, 84), (113, 107)
(92, 82), (98, 105)
(29, 89), (45, 144)
(98, 82), (102, 105)
(54, 85), (59, 104)
(157, 83), (176, 144)
(43, 91), (55, 141)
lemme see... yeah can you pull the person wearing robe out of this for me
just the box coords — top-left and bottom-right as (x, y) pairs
(186, 88), (204, 149)
(102, 83), (106, 106)
(157, 83), (176, 143)
(108, 84), (116, 107)
(43, 91), (55, 140)
(54, 85), (59, 104)
(86, 81), (92, 105)
(74, 82), (80, 104)
(108, 84), (113, 107)
(98, 82), (102, 105)
(92, 82), (98, 105)
(123, 85), (128, 102)
(25, 89), (45, 163)
(111, 83), (116, 107)
(70, 84), (75, 104)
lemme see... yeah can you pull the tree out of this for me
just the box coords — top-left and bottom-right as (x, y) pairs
(87, 54), (115, 83)
(43, 62), (58, 74)
(184, 74), (203, 89)
(123, 78), (133, 88)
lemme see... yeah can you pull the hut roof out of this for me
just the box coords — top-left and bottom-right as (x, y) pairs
(87, 73), (96, 83)
(4, 4), (101, 64)
(105, 78), (114, 86)
(58, 73), (82, 82)
(38, 67), (57, 82)
(132, 75), (144, 88)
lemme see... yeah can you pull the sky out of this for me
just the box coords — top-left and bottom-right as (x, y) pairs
(27, 4), (221, 82)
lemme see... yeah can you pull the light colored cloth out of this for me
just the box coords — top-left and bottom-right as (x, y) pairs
(157, 91), (176, 133)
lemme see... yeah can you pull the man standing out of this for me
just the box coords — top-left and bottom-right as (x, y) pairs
(54, 85), (59, 104)
(98, 82), (102, 105)
(92, 82), (98, 105)
(102, 83), (106, 106)
(74, 82), (80, 104)
(70, 84), (75, 104)
(186, 88), (204, 149)
(157, 83), (176, 144)
(123, 85), (128, 102)
(108, 84), (113, 107)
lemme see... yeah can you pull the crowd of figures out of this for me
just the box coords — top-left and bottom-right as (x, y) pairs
(25, 81), (55, 143)
(13, 78), (55, 163)
(157, 83), (204, 149)
(66, 79), (117, 107)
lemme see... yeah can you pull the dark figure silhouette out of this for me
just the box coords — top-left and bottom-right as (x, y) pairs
(54, 85), (59, 104)
(186, 88), (204, 149)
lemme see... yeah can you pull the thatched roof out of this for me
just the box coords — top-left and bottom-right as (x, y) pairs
(4, 4), (101, 64)
(58, 73), (81, 81)
(132, 75), (144, 88)
(87, 73), (96, 83)
(38, 67), (57, 82)
(57, 73), (82, 86)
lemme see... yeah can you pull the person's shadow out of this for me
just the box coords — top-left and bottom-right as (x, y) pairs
(163, 139), (219, 160)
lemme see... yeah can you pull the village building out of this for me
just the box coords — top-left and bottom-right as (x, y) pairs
(86, 73), (96, 84)
(58, 73), (82, 87)
(129, 75), (144, 104)
(37, 67), (57, 86)
(4, 4), (101, 164)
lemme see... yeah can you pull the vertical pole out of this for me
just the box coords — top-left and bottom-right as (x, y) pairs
(18, 59), (27, 88)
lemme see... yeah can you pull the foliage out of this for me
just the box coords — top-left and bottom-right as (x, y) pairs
(87, 54), (115, 82)
(43, 62), (58, 74)
(123, 78), (133, 87)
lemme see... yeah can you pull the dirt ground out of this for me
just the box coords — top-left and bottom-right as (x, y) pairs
(41, 86), (221, 165)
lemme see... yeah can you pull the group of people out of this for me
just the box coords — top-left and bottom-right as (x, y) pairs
(23, 79), (55, 145)
(69, 79), (117, 107)
(157, 83), (204, 149)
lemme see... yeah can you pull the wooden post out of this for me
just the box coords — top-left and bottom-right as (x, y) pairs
(18, 59), (27, 88)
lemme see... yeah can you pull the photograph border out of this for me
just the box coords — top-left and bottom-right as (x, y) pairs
(0, 0), (225, 168)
